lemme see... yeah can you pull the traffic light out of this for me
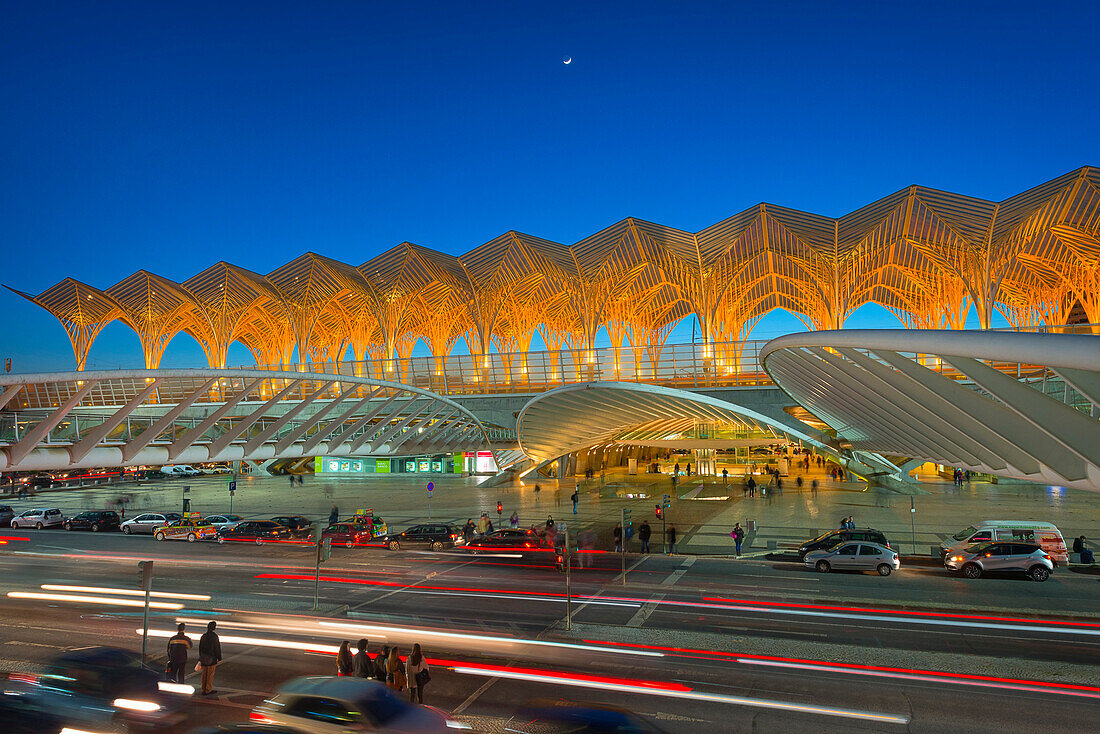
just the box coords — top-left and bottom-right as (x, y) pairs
(137, 560), (153, 592)
(555, 550), (566, 572)
(655, 504), (662, 519)
(622, 508), (633, 540)
(496, 501), (503, 517)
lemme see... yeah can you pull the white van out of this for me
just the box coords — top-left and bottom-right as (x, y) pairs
(941, 521), (1068, 565)
(160, 465), (202, 477)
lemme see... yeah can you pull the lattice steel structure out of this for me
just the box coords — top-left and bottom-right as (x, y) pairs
(10, 166), (1099, 373)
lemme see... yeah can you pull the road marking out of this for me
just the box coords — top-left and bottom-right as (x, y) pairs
(662, 556), (695, 587)
(453, 673), (503, 714)
(626, 596), (664, 627)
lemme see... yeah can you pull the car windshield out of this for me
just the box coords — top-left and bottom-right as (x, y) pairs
(810, 531), (838, 543)
(952, 526), (978, 541)
(964, 541), (993, 553)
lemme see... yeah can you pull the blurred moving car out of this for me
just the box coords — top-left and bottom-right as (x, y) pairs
(804, 541), (900, 575)
(218, 520), (294, 545)
(121, 511), (183, 534)
(270, 515), (315, 539)
(64, 510), (122, 532)
(944, 541), (1054, 581)
(189, 725), (309, 733)
(0, 505), (14, 527)
(343, 513), (388, 538)
(382, 523), (465, 551)
(2, 647), (188, 732)
(797, 527), (891, 559)
(507, 699), (668, 733)
(206, 514), (245, 531)
(10, 508), (64, 529)
(251, 676), (463, 732)
(464, 528), (554, 556)
(154, 517), (218, 542)
(320, 522), (377, 548)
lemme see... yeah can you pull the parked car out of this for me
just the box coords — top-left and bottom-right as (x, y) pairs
(154, 518), (218, 542)
(11, 508), (64, 529)
(465, 528), (554, 555)
(270, 515), (314, 539)
(797, 527), (891, 559)
(64, 510), (121, 532)
(382, 523), (465, 551)
(218, 520), (294, 545)
(0, 505), (14, 527)
(944, 541), (1054, 581)
(320, 522), (377, 548)
(160, 465), (202, 477)
(121, 512), (182, 534)
(342, 514), (388, 538)
(804, 541), (900, 575)
(941, 520), (1068, 565)
(250, 676), (462, 733)
(205, 514), (245, 531)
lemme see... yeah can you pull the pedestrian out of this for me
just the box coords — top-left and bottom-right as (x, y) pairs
(1074, 536), (1094, 564)
(374, 645), (390, 682)
(337, 640), (354, 676)
(571, 490), (578, 515)
(545, 515), (554, 530)
(811, 478), (819, 497)
(329, 504), (339, 526)
(510, 510), (519, 529)
(796, 476), (803, 492)
(555, 488), (561, 507)
(463, 518), (474, 543)
(288, 474), (294, 487)
(747, 476), (756, 497)
(722, 468), (728, 484)
(386, 646), (406, 691)
(299, 474), (305, 485)
(352, 637), (371, 678)
(198, 621), (222, 695)
(613, 522), (623, 552)
(667, 524), (677, 554)
(534, 484), (541, 502)
(686, 463), (692, 476)
(406, 643), (430, 704)
(639, 520), (651, 554)
(166, 622), (191, 684)
(477, 514), (489, 534)
(730, 522), (744, 556)
(674, 462), (680, 476)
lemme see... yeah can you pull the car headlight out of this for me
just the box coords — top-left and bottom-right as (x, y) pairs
(950, 556), (964, 562)
(113, 698), (162, 712)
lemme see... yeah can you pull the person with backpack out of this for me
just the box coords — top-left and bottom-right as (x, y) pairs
(730, 522), (745, 556)
(166, 622), (191, 684)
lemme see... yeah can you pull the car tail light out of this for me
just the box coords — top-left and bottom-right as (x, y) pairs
(8, 672), (37, 685)
(451, 533), (458, 539)
(250, 711), (272, 722)
(893, 554), (899, 560)
(1043, 554), (1052, 560)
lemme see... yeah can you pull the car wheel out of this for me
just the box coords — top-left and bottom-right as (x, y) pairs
(815, 560), (831, 573)
(217, 536), (226, 545)
(155, 532), (165, 541)
(962, 563), (982, 579)
(345, 540), (354, 549)
(431, 541), (444, 552)
(1029, 565), (1050, 582)
(35, 522), (43, 530)
(388, 540), (400, 551)
(91, 524), (100, 532)
(877, 563), (892, 576)
(123, 525), (132, 534)
(64, 522), (72, 531)
(186, 533), (197, 542)
(255, 537), (264, 546)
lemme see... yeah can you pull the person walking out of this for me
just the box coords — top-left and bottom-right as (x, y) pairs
(198, 621), (222, 695)
(328, 505), (339, 526)
(288, 474), (295, 487)
(796, 476), (803, 493)
(673, 462), (680, 476)
(613, 522), (623, 553)
(337, 641), (353, 676)
(534, 484), (541, 502)
(352, 638), (371, 678)
(571, 490), (578, 515)
(406, 643), (430, 704)
(811, 478), (819, 497)
(166, 622), (191, 684)
(666, 524), (677, 554)
(730, 522), (745, 556)
(386, 646), (406, 691)
(639, 520), (651, 554)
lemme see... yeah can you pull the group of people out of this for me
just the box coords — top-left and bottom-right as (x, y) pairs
(166, 621), (222, 696)
(287, 474), (305, 486)
(951, 468), (972, 486)
(1073, 535), (1094, 564)
(336, 639), (431, 703)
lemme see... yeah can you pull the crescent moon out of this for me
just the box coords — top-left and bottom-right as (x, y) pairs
(563, 56), (572, 65)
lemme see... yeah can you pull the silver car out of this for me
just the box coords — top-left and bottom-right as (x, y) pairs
(11, 508), (65, 529)
(252, 676), (463, 733)
(205, 514), (244, 531)
(120, 512), (181, 534)
(805, 541), (900, 576)
(945, 541), (1054, 581)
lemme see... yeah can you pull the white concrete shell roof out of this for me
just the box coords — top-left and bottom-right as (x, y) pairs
(760, 330), (1100, 491)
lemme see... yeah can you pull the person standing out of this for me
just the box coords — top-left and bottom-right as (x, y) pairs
(639, 520), (651, 554)
(796, 476), (803, 493)
(534, 484), (541, 502)
(198, 621), (222, 695)
(666, 524), (677, 554)
(337, 641), (353, 676)
(1074, 536), (1094, 564)
(571, 490), (578, 515)
(406, 643), (429, 704)
(329, 505), (339, 526)
(352, 638), (371, 678)
(747, 476), (756, 498)
(731, 522), (744, 556)
(722, 468), (728, 485)
(386, 646), (406, 691)
(613, 522), (623, 553)
(510, 511), (519, 529)
(374, 646), (390, 682)
(463, 518), (474, 543)
(166, 622), (191, 684)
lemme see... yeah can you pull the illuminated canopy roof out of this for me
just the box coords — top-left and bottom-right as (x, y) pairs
(10, 166), (1099, 371)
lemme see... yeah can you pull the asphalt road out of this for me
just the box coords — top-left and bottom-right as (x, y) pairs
(1, 527), (1098, 732)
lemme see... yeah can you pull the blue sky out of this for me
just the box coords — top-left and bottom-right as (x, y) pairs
(2, 1), (1098, 372)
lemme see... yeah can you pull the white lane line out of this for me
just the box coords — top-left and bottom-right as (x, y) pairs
(452, 674), (503, 714)
(661, 556), (695, 587)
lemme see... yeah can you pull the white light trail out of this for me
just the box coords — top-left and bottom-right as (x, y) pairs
(8, 591), (182, 610)
(41, 584), (211, 601)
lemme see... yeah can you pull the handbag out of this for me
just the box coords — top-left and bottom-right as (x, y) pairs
(415, 669), (431, 688)
(194, 661), (203, 673)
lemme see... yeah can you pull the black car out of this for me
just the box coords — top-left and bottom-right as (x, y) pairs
(0, 505), (14, 527)
(797, 527), (891, 559)
(382, 523), (464, 551)
(25, 473), (55, 489)
(64, 510), (121, 532)
(218, 520), (294, 545)
(270, 515), (314, 539)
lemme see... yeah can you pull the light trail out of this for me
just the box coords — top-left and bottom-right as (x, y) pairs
(40, 584), (211, 601)
(8, 591), (182, 609)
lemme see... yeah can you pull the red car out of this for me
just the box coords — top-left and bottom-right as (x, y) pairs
(320, 522), (377, 548)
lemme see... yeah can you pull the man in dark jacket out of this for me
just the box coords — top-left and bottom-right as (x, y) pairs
(166, 622), (191, 683)
(198, 621), (222, 695)
(638, 521), (651, 554)
(329, 505), (340, 526)
(352, 638), (372, 677)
